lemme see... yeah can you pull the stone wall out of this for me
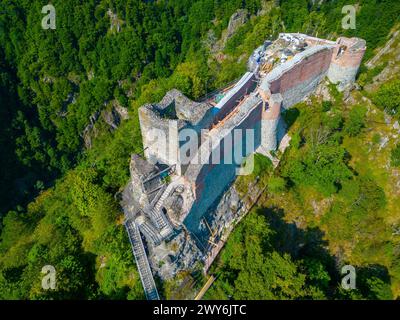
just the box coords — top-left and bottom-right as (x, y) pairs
(260, 93), (283, 151)
(183, 94), (262, 244)
(328, 37), (366, 88)
(139, 105), (183, 172)
(261, 45), (334, 109)
(213, 72), (256, 123)
(258, 45), (334, 152)
(130, 33), (367, 286)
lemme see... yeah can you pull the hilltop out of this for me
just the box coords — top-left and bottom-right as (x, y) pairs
(1, 0), (400, 300)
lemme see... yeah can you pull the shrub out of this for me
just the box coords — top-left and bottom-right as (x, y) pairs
(372, 79), (400, 118)
(345, 105), (367, 137)
(268, 176), (286, 194)
(372, 133), (381, 145)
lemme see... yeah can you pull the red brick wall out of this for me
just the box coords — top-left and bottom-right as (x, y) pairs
(268, 47), (333, 94)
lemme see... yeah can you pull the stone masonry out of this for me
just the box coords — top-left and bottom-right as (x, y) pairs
(122, 33), (366, 298)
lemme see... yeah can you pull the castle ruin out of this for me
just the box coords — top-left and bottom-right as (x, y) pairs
(122, 33), (366, 299)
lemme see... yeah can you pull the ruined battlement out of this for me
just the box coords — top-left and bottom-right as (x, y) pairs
(328, 37), (367, 87)
(139, 90), (215, 175)
(124, 33), (366, 286)
(135, 31), (366, 239)
(256, 33), (366, 153)
(259, 45), (333, 107)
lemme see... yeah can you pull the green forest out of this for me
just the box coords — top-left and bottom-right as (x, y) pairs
(1, 0), (400, 299)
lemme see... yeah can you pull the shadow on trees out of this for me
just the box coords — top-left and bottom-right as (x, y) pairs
(282, 107), (300, 130)
(254, 206), (392, 299)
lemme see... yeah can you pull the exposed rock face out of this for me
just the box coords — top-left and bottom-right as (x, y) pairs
(362, 29), (400, 91)
(102, 109), (120, 130)
(114, 104), (129, 120)
(379, 135), (390, 150)
(87, 69), (95, 80)
(226, 9), (249, 40)
(124, 32), (367, 292)
(164, 193), (184, 223)
(366, 30), (399, 69)
(42, 75), (55, 84)
(148, 228), (203, 280)
(203, 29), (218, 51)
(211, 9), (250, 53)
(82, 111), (100, 149)
(257, 0), (275, 16)
(207, 185), (243, 235)
(82, 101), (129, 149)
(103, 101), (129, 129)
(107, 9), (124, 33)
(315, 79), (334, 102)
(364, 55), (400, 92)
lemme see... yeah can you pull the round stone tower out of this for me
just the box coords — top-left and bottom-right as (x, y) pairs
(327, 37), (366, 89)
(260, 92), (283, 152)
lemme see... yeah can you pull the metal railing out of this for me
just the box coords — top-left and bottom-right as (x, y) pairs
(125, 220), (160, 300)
